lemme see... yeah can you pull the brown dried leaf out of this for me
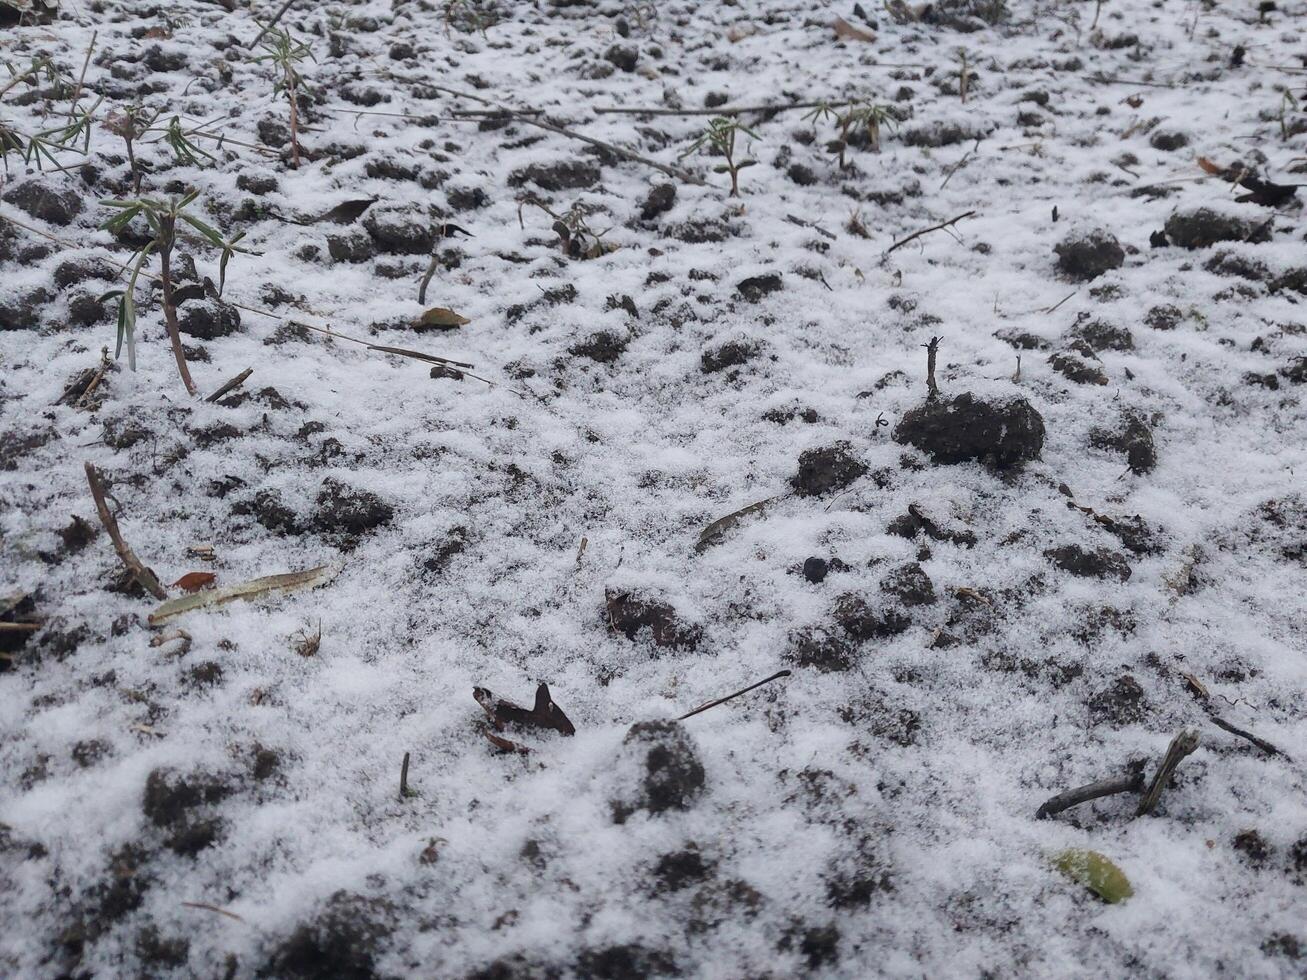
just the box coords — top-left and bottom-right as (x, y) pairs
(416, 307), (471, 330)
(483, 727), (531, 754)
(833, 16), (875, 42)
(474, 683), (576, 736)
(172, 571), (216, 593)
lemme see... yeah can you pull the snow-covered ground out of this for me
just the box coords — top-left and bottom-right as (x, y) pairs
(2, 0), (1306, 976)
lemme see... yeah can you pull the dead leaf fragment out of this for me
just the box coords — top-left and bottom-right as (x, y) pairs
(173, 571), (216, 593)
(416, 307), (471, 330)
(833, 16), (876, 42)
(483, 728), (531, 754)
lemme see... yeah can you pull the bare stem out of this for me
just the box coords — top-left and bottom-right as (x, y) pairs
(125, 137), (141, 194)
(885, 210), (978, 256)
(158, 234), (198, 396)
(288, 79), (301, 169)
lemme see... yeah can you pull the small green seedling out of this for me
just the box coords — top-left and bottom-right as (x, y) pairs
(1, 107), (95, 172)
(832, 99), (895, 170)
(163, 116), (217, 168)
(254, 25), (314, 168)
(679, 116), (758, 197)
(0, 55), (61, 100)
(99, 190), (250, 395)
(0, 56), (94, 173)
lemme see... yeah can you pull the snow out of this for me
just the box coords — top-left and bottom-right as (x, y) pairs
(2, 0), (1307, 977)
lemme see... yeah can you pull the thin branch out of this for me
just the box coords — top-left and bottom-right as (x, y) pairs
(1182, 671), (1291, 760)
(248, 0), (298, 48)
(1209, 714), (1289, 759)
(84, 462), (167, 600)
(75, 347), (112, 408)
(678, 670), (791, 721)
(885, 210), (977, 256)
(1085, 73), (1176, 89)
(940, 140), (980, 189)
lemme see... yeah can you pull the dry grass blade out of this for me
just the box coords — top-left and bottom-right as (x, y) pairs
(695, 495), (782, 553)
(181, 901), (245, 922)
(148, 564), (338, 625)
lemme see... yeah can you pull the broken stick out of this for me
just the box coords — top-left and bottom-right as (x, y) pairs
(400, 751), (414, 800)
(205, 367), (253, 404)
(1036, 769), (1145, 819)
(84, 462), (167, 600)
(924, 336), (941, 399)
(1136, 729), (1200, 817)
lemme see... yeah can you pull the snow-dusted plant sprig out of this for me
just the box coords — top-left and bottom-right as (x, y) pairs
(678, 116), (758, 197)
(805, 98), (896, 170)
(253, 25), (314, 169)
(99, 190), (251, 395)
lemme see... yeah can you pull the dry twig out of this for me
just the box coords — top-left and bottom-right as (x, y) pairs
(205, 367), (252, 403)
(885, 210), (977, 256)
(84, 462), (167, 600)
